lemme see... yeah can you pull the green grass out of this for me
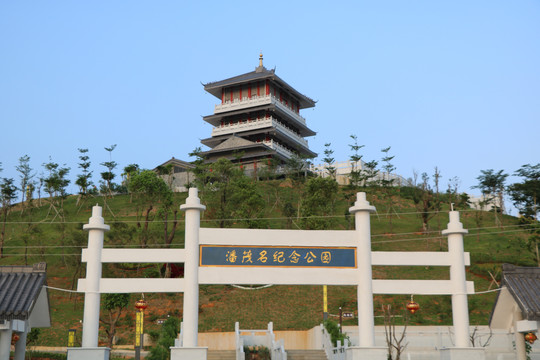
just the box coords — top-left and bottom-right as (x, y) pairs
(0, 182), (535, 346)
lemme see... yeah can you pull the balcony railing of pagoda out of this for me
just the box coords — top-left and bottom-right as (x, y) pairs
(212, 117), (309, 148)
(214, 94), (307, 126)
(261, 139), (295, 159)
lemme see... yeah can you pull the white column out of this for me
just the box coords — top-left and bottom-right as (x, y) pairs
(180, 188), (206, 348)
(81, 205), (110, 348)
(349, 192), (376, 347)
(442, 211), (470, 348)
(14, 330), (28, 360)
(0, 329), (12, 360)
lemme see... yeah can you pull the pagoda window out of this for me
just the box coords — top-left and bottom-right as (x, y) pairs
(239, 87), (243, 100)
(248, 85), (252, 99)
(265, 80), (270, 96)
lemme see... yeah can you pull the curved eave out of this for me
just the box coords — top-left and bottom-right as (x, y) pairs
(203, 68), (315, 109)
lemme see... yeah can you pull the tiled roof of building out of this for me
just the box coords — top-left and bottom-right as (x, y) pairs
(203, 66), (316, 109)
(0, 263), (48, 321)
(495, 264), (540, 321)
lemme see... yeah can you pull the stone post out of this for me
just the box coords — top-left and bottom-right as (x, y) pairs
(81, 205), (110, 348)
(442, 211), (470, 348)
(349, 192), (376, 347)
(440, 211), (485, 360)
(179, 188), (206, 348)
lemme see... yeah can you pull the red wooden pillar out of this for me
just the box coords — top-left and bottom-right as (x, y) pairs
(265, 80), (269, 96)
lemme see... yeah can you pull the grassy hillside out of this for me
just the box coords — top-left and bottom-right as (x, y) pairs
(0, 181), (534, 347)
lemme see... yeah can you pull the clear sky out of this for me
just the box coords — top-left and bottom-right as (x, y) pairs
(1, 1), (539, 213)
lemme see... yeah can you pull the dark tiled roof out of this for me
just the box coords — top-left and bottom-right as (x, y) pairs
(0, 263), (47, 321)
(499, 263), (540, 320)
(203, 66), (316, 109)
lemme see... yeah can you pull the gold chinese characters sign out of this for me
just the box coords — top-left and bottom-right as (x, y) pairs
(199, 246), (356, 268)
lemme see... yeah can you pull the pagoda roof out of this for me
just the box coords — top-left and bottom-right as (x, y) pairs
(203, 66), (316, 109)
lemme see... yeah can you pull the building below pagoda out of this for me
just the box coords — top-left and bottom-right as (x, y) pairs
(200, 54), (317, 175)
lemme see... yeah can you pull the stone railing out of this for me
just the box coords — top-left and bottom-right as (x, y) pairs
(214, 94), (307, 126)
(212, 117), (308, 148)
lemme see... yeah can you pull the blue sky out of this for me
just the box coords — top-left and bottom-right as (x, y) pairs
(0, 1), (539, 213)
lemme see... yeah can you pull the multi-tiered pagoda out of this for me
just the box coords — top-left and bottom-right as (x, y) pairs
(200, 54), (317, 174)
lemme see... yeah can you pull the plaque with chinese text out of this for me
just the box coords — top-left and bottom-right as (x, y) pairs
(200, 246), (356, 268)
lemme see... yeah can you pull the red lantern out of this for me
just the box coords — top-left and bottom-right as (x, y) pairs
(135, 299), (148, 312)
(406, 300), (419, 314)
(11, 333), (20, 345)
(406, 295), (419, 314)
(525, 332), (537, 344)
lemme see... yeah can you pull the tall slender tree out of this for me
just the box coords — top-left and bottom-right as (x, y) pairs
(16, 155), (34, 207)
(322, 143), (337, 179)
(100, 144), (118, 196)
(75, 148), (93, 196)
(0, 178), (17, 258)
(348, 135), (365, 188)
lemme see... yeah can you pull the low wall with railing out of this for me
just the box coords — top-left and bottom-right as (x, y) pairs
(196, 325), (540, 359)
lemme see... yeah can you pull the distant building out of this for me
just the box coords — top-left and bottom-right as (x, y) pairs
(467, 193), (502, 212)
(200, 54), (317, 175)
(310, 160), (409, 187)
(153, 157), (195, 192)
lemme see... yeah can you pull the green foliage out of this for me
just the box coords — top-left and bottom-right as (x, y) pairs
(100, 144), (118, 196)
(323, 319), (349, 347)
(348, 135), (364, 189)
(508, 163), (540, 219)
(323, 143), (337, 179)
(147, 316), (180, 360)
(300, 177), (339, 229)
(75, 148), (92, 195)
(199, 158), (265, 228)
(103, 293), (130, 311)
(244, 345), (271, 360)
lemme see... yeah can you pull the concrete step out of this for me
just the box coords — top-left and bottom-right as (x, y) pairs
(287, 349), (328, 360)
(207, 350), (236, 360)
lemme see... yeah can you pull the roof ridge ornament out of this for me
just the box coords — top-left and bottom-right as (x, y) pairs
(259, 52), (263, 67)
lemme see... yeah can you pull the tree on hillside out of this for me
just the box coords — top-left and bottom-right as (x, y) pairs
(75, 148), (93, 198)
(348, 135), (365, 189)
(100, 144), (118, 196)
(100, 293), (130, 348)
(380, 147), (397, 232)
(42, 159), (71, 221)
(412, 172), (437, 233)
(156, 163), (175, 190)
(322, 143), (337, 179)
(362, 160), (379, 187)
(380, 146), (396, 187)
(508, 163), (540, 219)
(473, 169), (508, 226)
(0, 178), (17, 258)
(285, 152), (310, 182)
(199, 158), (265, 228)
(300, 176), (339, 230)
(433, 167), (443, 231)
(16, 155), (34, 209)
(122, 164), (140, 202)
(129, 170), (173, 248)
